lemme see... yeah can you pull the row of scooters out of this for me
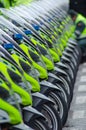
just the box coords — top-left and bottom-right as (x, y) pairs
(0, 0), (82, 130)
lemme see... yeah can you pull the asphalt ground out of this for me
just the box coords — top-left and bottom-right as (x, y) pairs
(63, 62), (86, 130)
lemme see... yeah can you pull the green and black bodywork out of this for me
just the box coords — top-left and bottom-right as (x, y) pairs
(0, 49), (32, 106)
(0, 0), (34, 8)
(0, 17), (48, 79)
(0, 72), (22, 125)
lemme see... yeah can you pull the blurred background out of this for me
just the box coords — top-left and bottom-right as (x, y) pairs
(69, 0), (86, 17)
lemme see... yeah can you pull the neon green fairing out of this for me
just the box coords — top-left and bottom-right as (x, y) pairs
(42, 55), (54, 70)
(0, 0), (10, 8)
(51, 32), (63, 56)
(39, 32), (60, 62)
(0, 98), (22, 124)
(0, 79), (9, 91)
(49, 48), (60, 62)
(30, 37), (54, 70)
(0, 78), (22, 124)
(0, 0), (34, 8)
(0, 58), (32, 106)
(60, 37), (67, 47)
(11, 53), (40, 92)
(56, 43), (63, 56)
(12, 0), (33, 6)
(44, 26), (63, 56)
(58, 40), (64, 52)
(19, 43), (48, 79)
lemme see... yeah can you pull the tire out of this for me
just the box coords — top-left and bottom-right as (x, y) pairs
(55, 84), (70, 107)
(61, 61), (74, 80)
(29, 118), (50, 130)
(55, 63), (74, 84)
(58, 76), (72, 93)
(53, 76), (73, 103)
(39, 102), (62, 130)
(59, 76), (73, 101)
(48, 91), (68, 126)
